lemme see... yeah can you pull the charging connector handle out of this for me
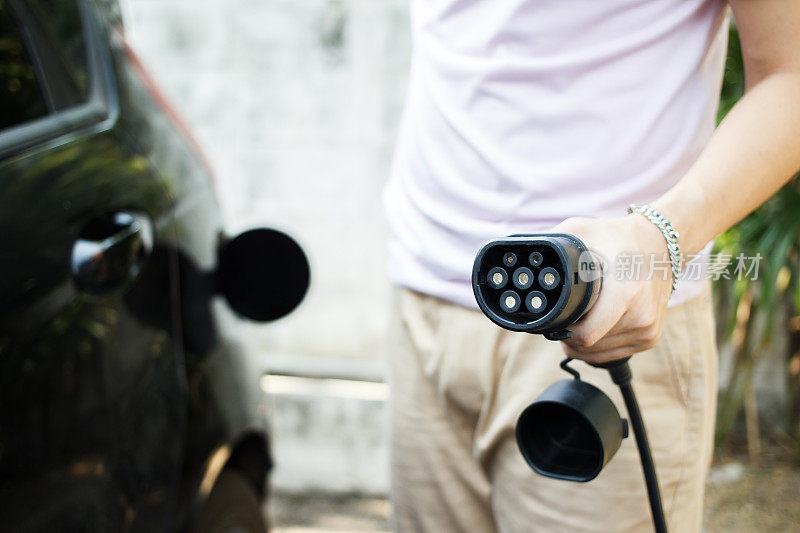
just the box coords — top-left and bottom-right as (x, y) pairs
(606, 362), (668, 533)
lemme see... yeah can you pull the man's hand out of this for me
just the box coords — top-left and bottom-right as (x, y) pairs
(552, 215), (674, 364)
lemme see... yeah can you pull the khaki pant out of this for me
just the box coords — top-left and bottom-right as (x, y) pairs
(388, 284), (717, 533)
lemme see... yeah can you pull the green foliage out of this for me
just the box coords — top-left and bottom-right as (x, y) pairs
(713, 22), (800, 454)
(718, 22), (745, 123)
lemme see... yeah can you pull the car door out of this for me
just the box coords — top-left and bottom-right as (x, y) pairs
(0, 1), (187, 531)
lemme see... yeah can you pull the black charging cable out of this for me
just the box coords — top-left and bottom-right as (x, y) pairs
(473, 234), (670, 532)
(597, 359), (668, 533)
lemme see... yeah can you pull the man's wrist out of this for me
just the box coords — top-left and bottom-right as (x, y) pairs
(627, 212), (669, 255)
(627, 204), (681, 293)
(651, 180), (711, 256)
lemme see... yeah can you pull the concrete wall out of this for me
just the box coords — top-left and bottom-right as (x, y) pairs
(120, 0), (410, 495)
(121, 0), (410, 362)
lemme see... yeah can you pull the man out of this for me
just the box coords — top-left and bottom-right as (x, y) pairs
(383, 0), (800, 531)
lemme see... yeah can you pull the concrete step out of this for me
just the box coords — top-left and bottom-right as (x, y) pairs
(260, 355), (389, 495)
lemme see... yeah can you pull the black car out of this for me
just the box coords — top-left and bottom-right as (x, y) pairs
(0, 0), (310, 531)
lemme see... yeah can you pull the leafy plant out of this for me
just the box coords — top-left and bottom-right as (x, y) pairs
(713, 22), (800, 456)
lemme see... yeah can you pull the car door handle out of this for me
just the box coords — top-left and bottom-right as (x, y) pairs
(71, 212), (154, 295)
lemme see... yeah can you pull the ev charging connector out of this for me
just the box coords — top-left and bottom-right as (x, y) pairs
(472, 233), (668, 533)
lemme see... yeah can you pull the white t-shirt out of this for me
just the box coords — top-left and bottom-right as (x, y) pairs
(384, 0), (729, 309)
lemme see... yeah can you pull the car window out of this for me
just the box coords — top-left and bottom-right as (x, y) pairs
(0, 0), (49, 130)
(27, 0), (91, 106)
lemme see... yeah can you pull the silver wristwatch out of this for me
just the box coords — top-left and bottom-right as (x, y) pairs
(627, 204), (681, 293)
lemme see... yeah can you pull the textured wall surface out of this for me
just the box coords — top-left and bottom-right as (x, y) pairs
(121, 0), (411, 361)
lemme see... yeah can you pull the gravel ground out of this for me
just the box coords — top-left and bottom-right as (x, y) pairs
(269, 493), (390, 533)
(704, 457), (800, 532)
(269, 453), (800, 533)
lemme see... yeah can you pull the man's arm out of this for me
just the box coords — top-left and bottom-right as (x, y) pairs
(654, 0), (800, 256)
(561, 0), (800, 363)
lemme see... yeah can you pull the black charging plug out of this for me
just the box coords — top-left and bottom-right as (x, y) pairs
(472, 233), (601, 339)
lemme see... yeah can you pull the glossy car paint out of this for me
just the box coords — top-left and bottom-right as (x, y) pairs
(0, 1), (271, 531)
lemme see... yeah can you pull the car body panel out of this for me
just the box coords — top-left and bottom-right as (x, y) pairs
(0, 1), (271, 531)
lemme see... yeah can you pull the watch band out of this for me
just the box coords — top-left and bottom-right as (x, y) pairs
(626, 204), (681, 293)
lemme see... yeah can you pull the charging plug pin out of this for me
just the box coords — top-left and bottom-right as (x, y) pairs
(503, 252), (517, 267)
(525, 291), (547, 313)
(487, 267), (508, 289)
(500, 290), (521, 312)
(538, 267), (560, 290)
